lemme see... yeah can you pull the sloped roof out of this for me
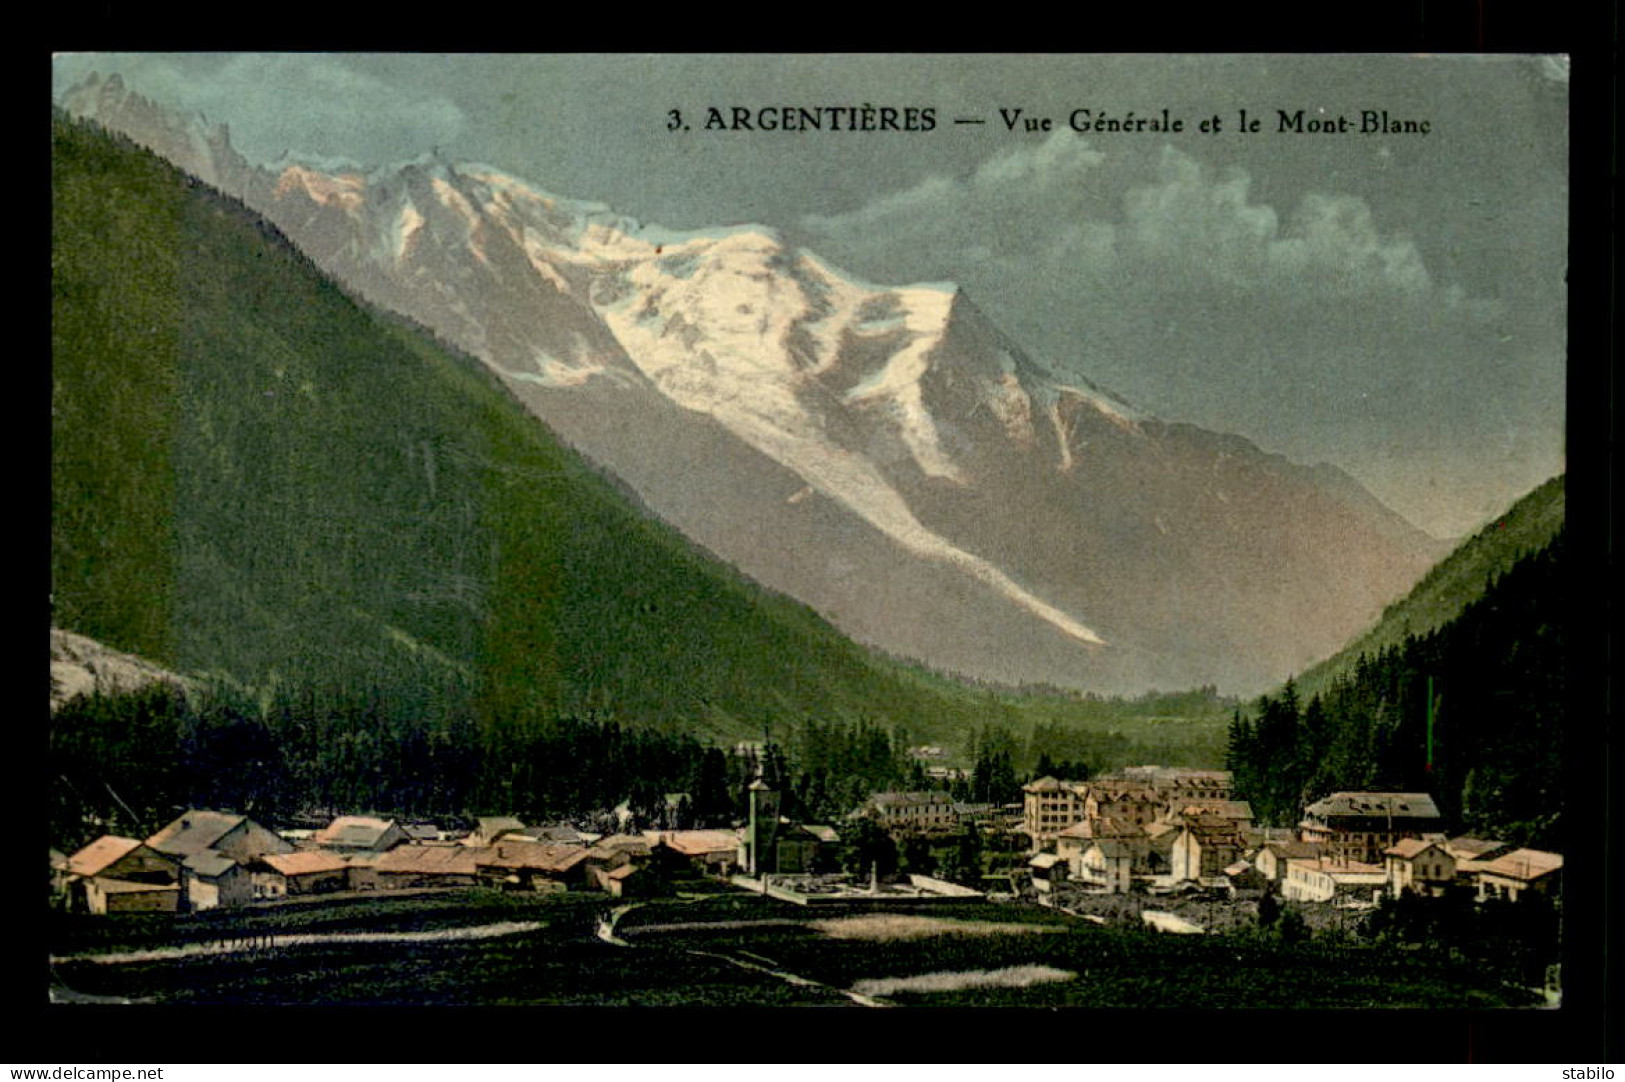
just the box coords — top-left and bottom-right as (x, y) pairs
(1262, 840), (1321, 859)
(1286, 857), (1385, 878)
(1088, 785), (1161, 803)
(802, 825), (841, 845)
(1304, 792), (1441, 819)
(1028, 852), (1063, 869)
(68, 836), (143, 877)
(182, 850), (240, 878)
(653, 825), (744, 851)
(475, 817), (527, 840)
(314, 816), (399, 849)
(872, 790), (954, 806)
(478, 840), (588, 873)
(147, 811), (247, 857)
(1477, 848), (1563, 882)
(374, 845), (481, 876)
(1384, 838), (1442, 860)
(1442, 836), (1512, 861)
(605, 863), (640, 881)
(258, 850), (351, 878)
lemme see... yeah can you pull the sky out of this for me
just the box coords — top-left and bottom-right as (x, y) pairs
(52, 53), (1569, 538)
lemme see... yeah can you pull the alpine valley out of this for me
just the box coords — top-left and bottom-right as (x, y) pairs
(59, 73), (1447, 700)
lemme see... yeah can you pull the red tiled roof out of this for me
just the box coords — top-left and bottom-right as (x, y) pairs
(68, 836), (143, 877)
(654, 830), (740, 857)
(259, 851), (351, 878)
(374, 845), (481, 876)
(1477, 848), (1562, 882)
(478, 840), (586, 873)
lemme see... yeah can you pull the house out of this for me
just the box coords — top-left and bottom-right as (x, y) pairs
(67, 836), (181, 884)
(1169, 820), (1248, 883)
(596, 861), (659, 899)
(1474, 848), (1562, 903)
(1164, 800), (1254, 829)
(313, 816), (408, 855)
(181, 849), (254, 910)
(1022, 777), (1090, 850)
(468, 817), (529, 847)
(1057, 819), (1151, 878)
(1078, 840), (1135, 893)
(1254, 840), (1322, 884)
(1027, 851), (1067, 894)
(66, 836), (185, 915)
(370, 844), (482, 889)
(1384, 839), (1458, 898)
(1281, 857), (1388, 904)
(861, 790), (960, 833)
(252, 850), (353, 897)
(1082, 784), (1165, 830)
(476, 840), (595, 892)
(1439, 836), (1514, 881)
(82, 878), (181, 915)
(146, 810), (294, 865)
(1298, 792), (1444, 864)
(649, 829), (742, 876)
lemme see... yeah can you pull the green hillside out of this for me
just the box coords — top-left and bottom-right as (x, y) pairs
(54, 113), (1239, 771)
(1294, 474), (1564, 700)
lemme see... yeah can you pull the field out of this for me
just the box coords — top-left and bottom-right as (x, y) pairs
(48, 887), (1540, 1009)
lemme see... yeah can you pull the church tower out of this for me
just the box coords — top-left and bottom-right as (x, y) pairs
(747, 776), (781, 876)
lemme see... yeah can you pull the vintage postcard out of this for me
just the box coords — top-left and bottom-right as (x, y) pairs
(48, 53), (1573, 1025)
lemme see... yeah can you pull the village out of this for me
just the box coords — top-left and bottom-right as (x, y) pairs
(49, 763), (1563, 951)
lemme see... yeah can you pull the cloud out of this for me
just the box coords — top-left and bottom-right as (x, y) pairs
(804, 134), (1444, 310)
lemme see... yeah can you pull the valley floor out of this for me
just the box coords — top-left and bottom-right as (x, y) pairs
(47, 885), (1540, 1009)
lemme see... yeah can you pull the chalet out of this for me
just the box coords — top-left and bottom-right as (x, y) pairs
(1299, 792), (1444, 864)
(1078, 840), (1135, 893)
(1170, 820), (1248, 883)
(372, 844), (483, 889)
(1475, 848), (1562, 903)
(1384, 839), (1458, 898)
(1281, 857), (1387, 905)
(252, 850), (353, 897)
(66, 836), (184, 915)
(313, 816), (408, 855)
(68, 836), (181, 884)
(1027, 851), (1066, 894)
(181, 849), (253, 910)
(1254, 840), (1322, 884)
(147, 810), (294, 865)
(469, 817), (529, 847)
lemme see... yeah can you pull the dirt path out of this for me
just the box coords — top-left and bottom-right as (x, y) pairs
(52, 919), (545, 965)
(685, 947), (892, 1008)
